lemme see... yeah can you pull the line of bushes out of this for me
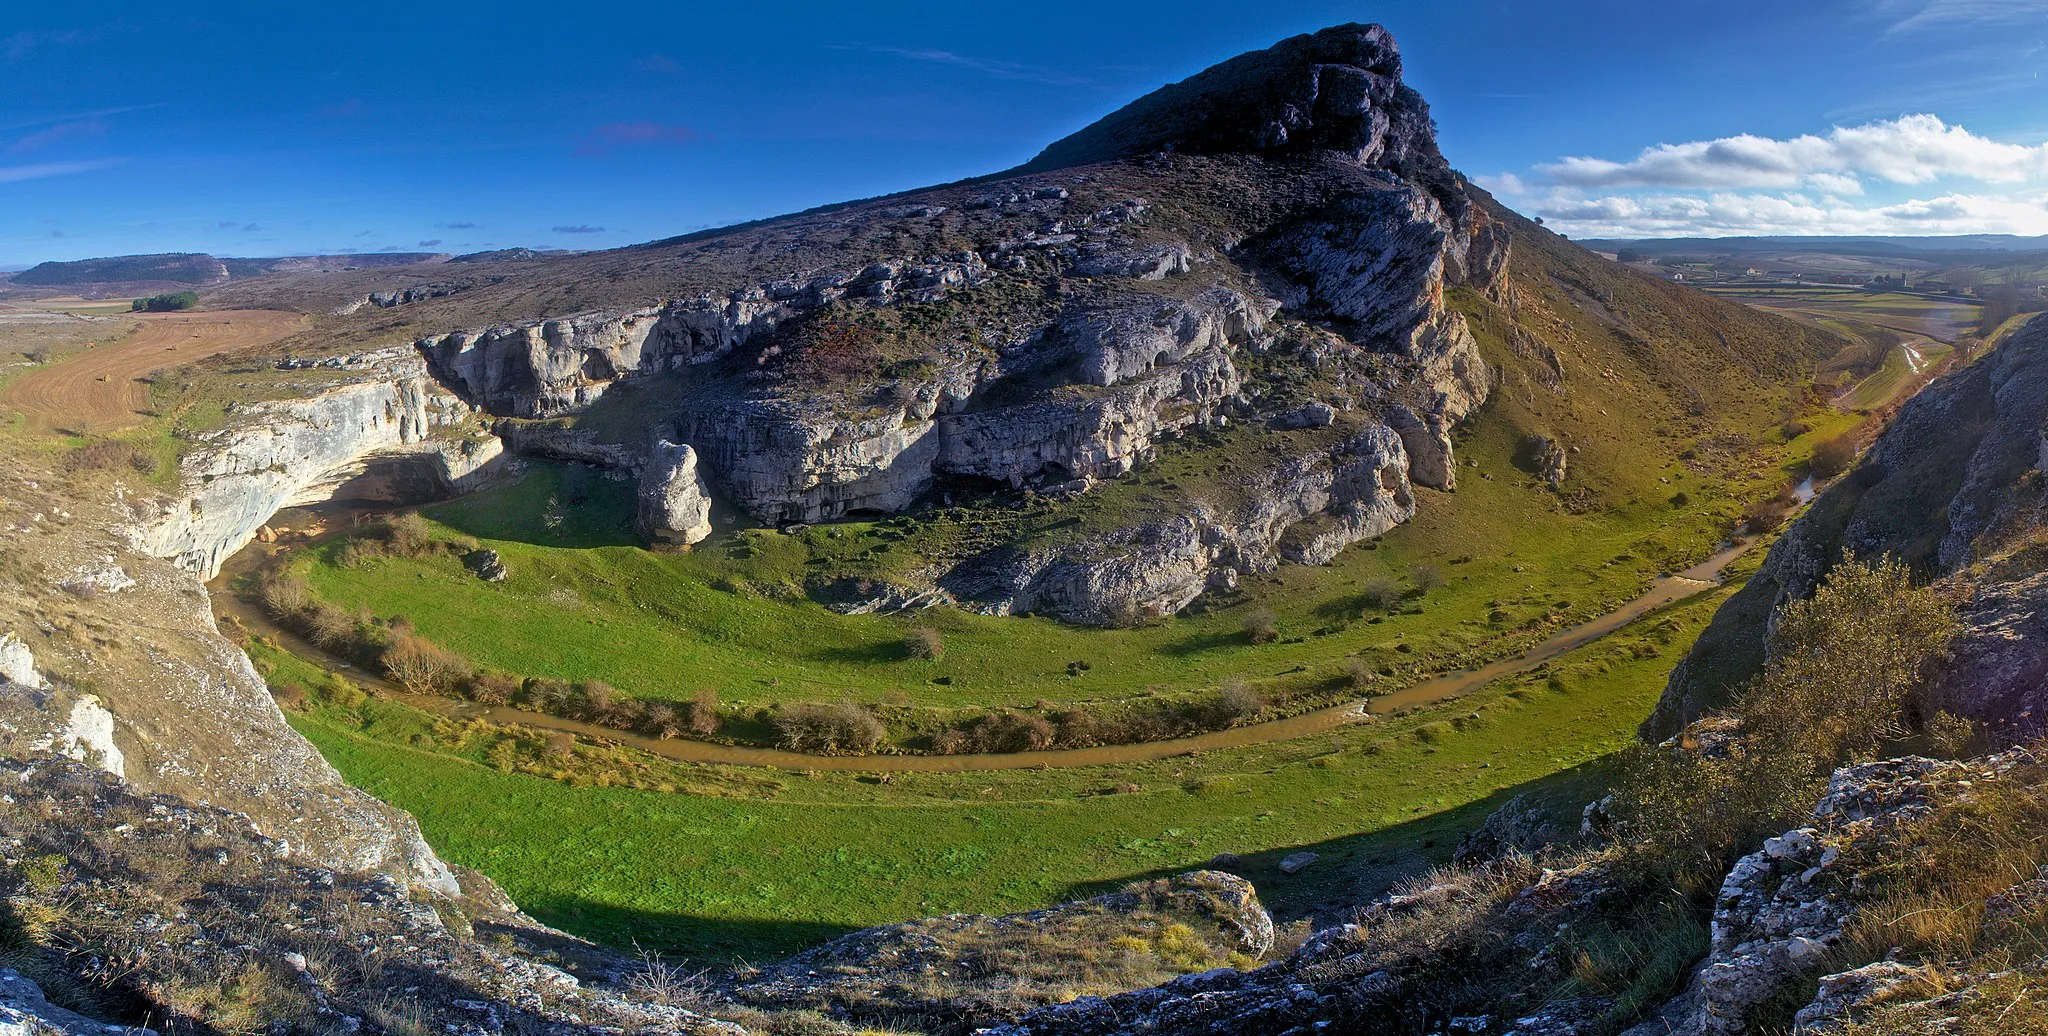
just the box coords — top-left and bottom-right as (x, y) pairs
(257, 546), (1312, 757)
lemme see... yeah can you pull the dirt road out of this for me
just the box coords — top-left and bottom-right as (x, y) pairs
(3, 309), (306, 432)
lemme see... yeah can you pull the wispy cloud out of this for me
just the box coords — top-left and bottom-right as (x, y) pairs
(0, 104), (163, 136)
(436, 221), (477, 229)
(319, 98), (364, 118)
(418, 239), (441, 247)
(552, 224), (605, 234)
(840, 44), (1098, 88)
(8, 118), (104, 153)
(2, 26), (110, 63)
(1886, 0), (2048, 33)
(0, 158), (124, 183)
(633, 54), (679, 74)
(574, 121), (700, 157)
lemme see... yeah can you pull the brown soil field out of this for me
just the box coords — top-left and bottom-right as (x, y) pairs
(3, 309), (306, 432)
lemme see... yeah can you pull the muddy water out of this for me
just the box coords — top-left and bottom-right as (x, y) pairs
(211, 536), (1755, 774)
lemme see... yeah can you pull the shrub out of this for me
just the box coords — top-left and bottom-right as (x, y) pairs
(689, 688), (720, 735)
(904, 626), (944, 661)
(64, 440), (144, 472)
(522, 677), (573, 713)
(383, 513), (436, 557)
(464, 671), (520, 706)
(1809, 432), (1859, 478)
(1610, 553), (1957, 887)
(968, 711), (1057, 753)
(271, 683), (310, 711)
(544, 731), (577, 760)
(381, 634), (471, 695)
(1412, 564), (1443, 594)
(299, 603), (359, 651)
(132, 291), (199, 312)
(774, 702), (886, 753)
(256, 574), (311, 619)
(644, 704), (681, 739)
(576, 680), (615, 716)
(1361, 577), (1402, 610)
(1242, 607), (1278, 645)
(1214, 680), (1266, 724)
(321, 675), (367, 709)
(1346, 657), (1378, 689)
(1738, 553), (1956, 766)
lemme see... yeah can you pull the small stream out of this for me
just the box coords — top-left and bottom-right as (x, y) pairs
(211, 534), (1757, 774)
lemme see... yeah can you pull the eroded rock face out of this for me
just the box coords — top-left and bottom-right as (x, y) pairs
(0, 471), (458, 893)
(638, 440), (715, 544)
(945, 425), (1417, 623)
(127, 349), (497, 580)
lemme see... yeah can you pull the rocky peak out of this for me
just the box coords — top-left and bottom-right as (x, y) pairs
(1016, 24), (1456, 205)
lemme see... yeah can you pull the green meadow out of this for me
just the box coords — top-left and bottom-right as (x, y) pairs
(280, 582), (1731, 961)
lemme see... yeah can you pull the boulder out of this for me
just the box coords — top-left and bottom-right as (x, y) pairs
(463, 548), (508, 582)
(1272, 401), (1337, 429)
(1279, 851), (1320, 875)
(638, 440), (715, 545)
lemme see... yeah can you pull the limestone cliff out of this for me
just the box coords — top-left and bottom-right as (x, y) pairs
(129, 349), (500, 580)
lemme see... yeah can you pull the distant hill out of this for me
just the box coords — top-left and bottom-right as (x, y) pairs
(1582, 234), (2048, 258)
(11, 252), (230, 287)
(10, 251), (449, 293)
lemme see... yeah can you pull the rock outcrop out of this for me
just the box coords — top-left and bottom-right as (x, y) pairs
(0, 471), (456, 893)
(724, 872), (1272, 1032)
(128, 349), (500, 579)
(944, 424), (1417, 622)
(0, 758), (739, 1036)
(639, 440), (715, 544)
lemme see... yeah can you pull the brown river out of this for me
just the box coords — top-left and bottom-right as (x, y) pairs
(211, 536), (1755, 773)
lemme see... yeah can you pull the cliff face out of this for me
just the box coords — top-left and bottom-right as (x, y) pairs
(129, 349), (500, 580)
(397, 23), (1504, 623)
(0, 470), (456, 893)
(1652, 315), (2048, 736)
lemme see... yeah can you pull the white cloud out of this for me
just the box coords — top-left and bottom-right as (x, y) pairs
(1540, 114), (2048, 189)
(1531, 188), (2048, 238)
(1473, 172), (1528, 197)
(1806, 172), (1865, 197)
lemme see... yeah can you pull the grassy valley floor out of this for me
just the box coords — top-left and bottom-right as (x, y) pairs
(238, 385), (1802, 961)
(280, 583), (1731, 962)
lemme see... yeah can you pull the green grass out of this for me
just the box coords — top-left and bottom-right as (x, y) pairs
(1712, 288), (1984, 344)
(286, 583), (1732, 962)
(1837, 340), (1952, 411)
(296, 408), (1741, 713)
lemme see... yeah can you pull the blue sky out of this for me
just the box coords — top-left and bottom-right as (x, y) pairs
(3, 0), (2045, 266)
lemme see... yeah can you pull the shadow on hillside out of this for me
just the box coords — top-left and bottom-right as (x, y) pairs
(507, 760), (1622, 967)
(1044, 758), (1619, 931)
(512, 892), (859, 965)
